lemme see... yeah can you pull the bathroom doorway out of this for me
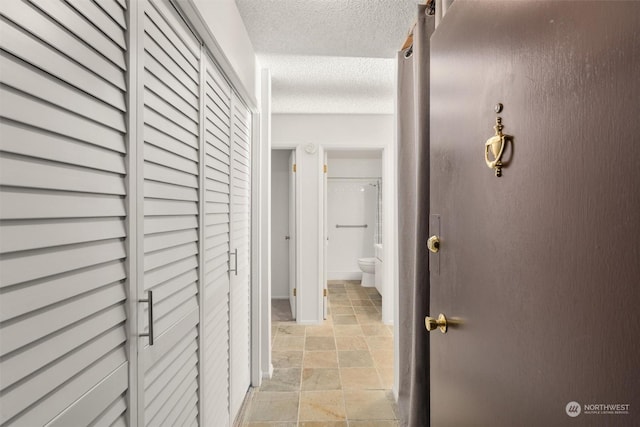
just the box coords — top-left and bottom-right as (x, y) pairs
(271, 149), (297, 320)
(326, 178), (380, 280)
(324, 150), (383, 287)
(322, 149), (394, 388)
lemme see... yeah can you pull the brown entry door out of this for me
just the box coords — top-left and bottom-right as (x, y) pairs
(429, 2), (640, 426)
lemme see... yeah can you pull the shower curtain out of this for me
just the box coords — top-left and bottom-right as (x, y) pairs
(396, 5), (434, 427)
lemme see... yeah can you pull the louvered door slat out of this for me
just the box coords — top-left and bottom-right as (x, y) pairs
(64, 0), (126, 48)
(144, 2), (198, 71)
(27, 0), (126, 70)
(145, 122), (198, 159)
(1, 1), (125, 90)
(0, 8), (128, 427)
(149, 0), (200, 59)
(10, 350), (127, 426)
(0, 53), (125, 132)
(146, 69), (199, 123)
(202, 54), (231, 427)
(0, 20), (125, 111)
(0, 121), (126, 174)
(0, 153), (125, 195)
(140, 1), (200, 425)
(144, 43), (199, 100)
(0, 189), (126, 220)
(0, 89), (124, 152)
(2, 327), (126, 420)
(0, 218), (125, 253)
(145, 143), (199, 175)
(94, 0), (127, 30)
(44, 366), (127, 426)
(145, 181), (198, 203)
(1, 305), (125, 390)
(145, 107), (198, 149)
(0, 262), (125, 323)
(145, 88), (199, 136)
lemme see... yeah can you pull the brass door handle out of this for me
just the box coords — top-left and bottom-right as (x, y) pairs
(425, 313), (448, 333)
(427, 235), (440, 253)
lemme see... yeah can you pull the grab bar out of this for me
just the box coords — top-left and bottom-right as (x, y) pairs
(336, 224), (368, 229)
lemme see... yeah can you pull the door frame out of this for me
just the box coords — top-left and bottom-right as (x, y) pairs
(293, 146), (302, 322)
(289, 149), (298, 320)
(319, 145), (398, 395)
(268, 145), (302, 322)
(319, 147), (395, 323)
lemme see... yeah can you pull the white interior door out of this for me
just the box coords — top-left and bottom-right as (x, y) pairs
(288, 150), (297, 319)
(139, 0), (201, 425)
(202, 54), (232, 427)
(1, 1), (257, 425)
(0, 0), (130, 424)
(229, 93), (252, 421)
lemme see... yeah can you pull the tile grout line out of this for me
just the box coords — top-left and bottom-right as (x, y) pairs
(330, 286), (349, 426)
(296, 323), (305, 425)
(255, 281), (395, 426)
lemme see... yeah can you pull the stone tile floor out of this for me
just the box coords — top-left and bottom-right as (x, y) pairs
(240, 280), (398, 426)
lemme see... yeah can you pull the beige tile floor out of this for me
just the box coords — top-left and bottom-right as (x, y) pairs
(241, 280), (398, 427)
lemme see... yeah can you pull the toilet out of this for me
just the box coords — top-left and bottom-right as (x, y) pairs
(357, 257), (376, 287)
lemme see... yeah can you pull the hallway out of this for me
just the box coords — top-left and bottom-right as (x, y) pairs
(240, 281), (397, 426)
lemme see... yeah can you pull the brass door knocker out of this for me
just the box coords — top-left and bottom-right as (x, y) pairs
(485, 117), (507, 177)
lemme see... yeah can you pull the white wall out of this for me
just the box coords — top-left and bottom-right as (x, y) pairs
(271, 150), (290, 298)
(327, 179), (378, 279)
(272, 114), (395, 324)
(273, 114), (394, 147)
(327, 155), (382, 279)
(328, 158), (382, 178)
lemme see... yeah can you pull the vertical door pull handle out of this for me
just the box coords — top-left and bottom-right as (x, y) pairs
(139, 290), (154, 345)
(230, 248), (238, 275)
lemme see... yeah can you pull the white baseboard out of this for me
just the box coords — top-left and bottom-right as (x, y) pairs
(327, 271), (361, 281)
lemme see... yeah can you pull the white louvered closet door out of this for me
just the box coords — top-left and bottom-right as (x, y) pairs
(202, 54), (232, 427)
(0, 0), (130, 425)
(140, 0), (201, 425)
(229, 94), (252, 421)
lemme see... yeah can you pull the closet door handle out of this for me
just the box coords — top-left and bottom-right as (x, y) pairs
(139, 290), (154, 345)
(230, 248), (238, 275)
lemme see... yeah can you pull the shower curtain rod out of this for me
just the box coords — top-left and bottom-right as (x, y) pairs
(401, 29), (414, 51)
(401, 1), (435, 51)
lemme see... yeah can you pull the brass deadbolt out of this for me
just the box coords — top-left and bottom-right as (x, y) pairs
(425, 313), (448, 334)
(427, 235), (440, 253)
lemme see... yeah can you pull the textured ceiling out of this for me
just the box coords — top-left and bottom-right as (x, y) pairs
(261, 54), (395, 114)
(235, 0), (418, 114)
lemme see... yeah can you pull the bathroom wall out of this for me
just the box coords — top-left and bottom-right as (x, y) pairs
(327, 179), (379, 279)
(327, 154), (381, 279)
(328, 158), (382, 178)
(271, 150), (291, 298)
